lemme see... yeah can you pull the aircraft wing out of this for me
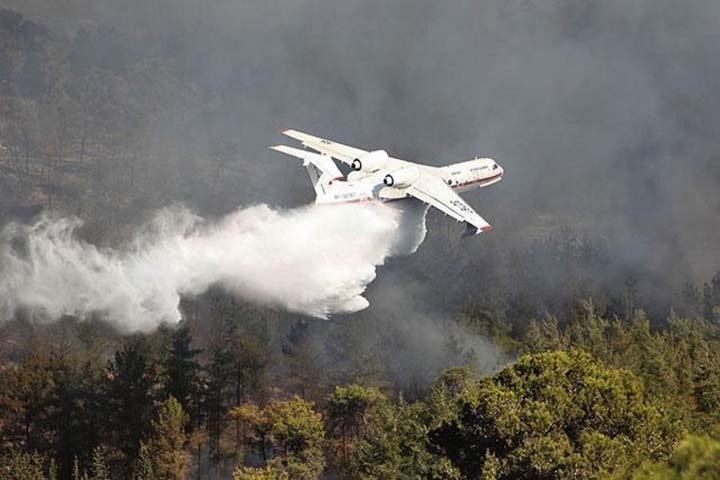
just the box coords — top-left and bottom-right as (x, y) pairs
(281, 129), (368, 166)
(405, 172), (493, 236)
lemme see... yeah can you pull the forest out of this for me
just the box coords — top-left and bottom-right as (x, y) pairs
(1, 1), (720, 479)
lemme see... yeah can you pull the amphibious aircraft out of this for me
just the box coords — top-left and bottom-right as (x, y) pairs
(271, 129), (504, 237)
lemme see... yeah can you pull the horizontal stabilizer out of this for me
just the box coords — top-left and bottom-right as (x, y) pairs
(279, 129), (369, 166)
(270, 145), (342, 180)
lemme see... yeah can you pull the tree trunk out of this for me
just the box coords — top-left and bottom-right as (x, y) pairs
(196, 444), (202, 480)
(235, 372), (241, 450)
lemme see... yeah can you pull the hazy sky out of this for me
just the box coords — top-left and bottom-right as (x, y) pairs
(4, 0), (720, 281)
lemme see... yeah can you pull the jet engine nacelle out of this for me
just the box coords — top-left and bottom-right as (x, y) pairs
(383, 166), (419, 188)
(351, 150), (389, 172)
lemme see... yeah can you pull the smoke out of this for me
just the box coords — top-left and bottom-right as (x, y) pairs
(64, 0), (718, 282)
(2, 0), (720, 324)
(363, 272), (509, 388)
(0, 201), (426, 331)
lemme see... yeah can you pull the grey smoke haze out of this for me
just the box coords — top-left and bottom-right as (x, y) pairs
(13, 0), (716, 277)
(362, 269), (509, 388)
(2, 0), (720, 308)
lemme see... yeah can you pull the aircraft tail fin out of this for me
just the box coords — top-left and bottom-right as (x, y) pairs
(270, 145), (343, 199)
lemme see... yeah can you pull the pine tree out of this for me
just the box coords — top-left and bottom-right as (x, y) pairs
(325, 385), (385, 463)
(0, 449), (47, 480)
(163, 323), (202, 428)
(87, 446), (110, 480)
(11, 343), (55, 452)
(72, 456), (82, 480)
(429, 350), (681, 479)
(347, 397), (457, 479)
(632, 434), (720, 480)
(105, 338), (157, 468)
(703, 271), (720, 323)
(233, 397), (325, 479)
(231, 332), (268, 449)
(203, 344), (233, 473)
(46, 348), (102, 479)
(141, 396), (191, 480)
(133, 443), (154, 480)
(233, 465), (289, 480)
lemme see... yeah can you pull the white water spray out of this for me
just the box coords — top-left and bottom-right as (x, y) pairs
(0, 202), (425, 331)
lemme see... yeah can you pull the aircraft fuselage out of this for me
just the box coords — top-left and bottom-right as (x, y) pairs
(316, 157), (503, 204)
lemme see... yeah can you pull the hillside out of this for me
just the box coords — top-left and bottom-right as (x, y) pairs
(1, 2), (719, 479)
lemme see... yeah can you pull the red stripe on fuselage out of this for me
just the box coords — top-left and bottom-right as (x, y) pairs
(325, 172), (503, 205)
(451, 172), (503, 189)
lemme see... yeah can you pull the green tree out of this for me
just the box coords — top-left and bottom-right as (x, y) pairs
(517, 305), (720, 423)
(325, 384), (385, 463)
(72, 446), (110, 480)
(348, 398), (459, 480)
(457, 299), (516, 353)
(281, 320), (324, 399)
(0, 340), (105, 479)
(633, 434), (720, 480)
(45, 349), (106, 479)
(203, 343), (233, 471)
(0, 449), (51, 480)
(430, 350), (680, 479)
(163, 324), (202, 428)
(233, 403), (272, 462)
(140, 396), (190, 480)
(424, 366), (479, 434)
(86, 446), (110, 480)
(5, 343), (56, 452)
(265, 397), (325, 479)
(233, 465), (288, 480)
(105, 338), (157, 467)
(676, 281), (704, 318)
(523, 315), (564, 354)
(231, 333), (268, 448)
(132, 444), (154, 480)
(703, 272), (720, 323)
(233, 397), (325, 479)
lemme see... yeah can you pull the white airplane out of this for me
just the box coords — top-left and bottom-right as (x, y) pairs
(271, 129), (504, 237)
